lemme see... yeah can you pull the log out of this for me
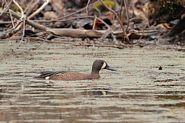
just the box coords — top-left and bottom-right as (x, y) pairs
(4, 9), (152, 40)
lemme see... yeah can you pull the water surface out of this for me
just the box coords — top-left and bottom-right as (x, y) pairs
(0, 41), (185, 123)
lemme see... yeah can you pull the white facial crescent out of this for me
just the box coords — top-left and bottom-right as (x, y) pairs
(101, 62), (107, 69)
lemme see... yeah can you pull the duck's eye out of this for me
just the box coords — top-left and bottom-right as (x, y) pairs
(101, 62), (107, 69)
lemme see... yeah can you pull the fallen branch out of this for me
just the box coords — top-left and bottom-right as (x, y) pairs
(0, 9), (152, 40)
(8, 9), (108, 38)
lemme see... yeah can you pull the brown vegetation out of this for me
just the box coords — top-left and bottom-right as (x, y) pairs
(0, 0), (185, 47)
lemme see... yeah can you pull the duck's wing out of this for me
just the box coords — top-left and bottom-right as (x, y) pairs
(36, 71), (66, 79)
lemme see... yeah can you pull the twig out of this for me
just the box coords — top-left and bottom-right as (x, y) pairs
(29, 0), (51, 19)
(9, 9), (16, 28)
(12, 0), (26, 41)
(0, 0), (12, 16)
(119, 0), (124, 18)
(124, 0), (130, 31)
(33, 15), (95, 23)
(12, 0), (24, 18)
(92, 15), (113, 41)
(24, 0), (40, 17)
(95, 17), (113, 41)
(96, 17), (111, 29)
(9, 9), (47, 31)
(99, 0), (129, 42)
(58, 8), (86, 20)
(21, 18), (26, 41)
(92, 16), (97, 30)
(57, 1), (97, 20)
(85, 0), (91, 14)
(0, 20), (22, 39)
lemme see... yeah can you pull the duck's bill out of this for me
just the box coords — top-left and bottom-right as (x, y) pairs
(106, 66), (116, 71)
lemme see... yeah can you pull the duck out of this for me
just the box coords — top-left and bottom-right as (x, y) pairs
(37, 60), (116, 81)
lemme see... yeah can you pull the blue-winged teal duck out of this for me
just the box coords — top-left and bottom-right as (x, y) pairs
(37, 60), (115, 81)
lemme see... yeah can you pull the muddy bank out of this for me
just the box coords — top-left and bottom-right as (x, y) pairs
(0, 40), (185, 123)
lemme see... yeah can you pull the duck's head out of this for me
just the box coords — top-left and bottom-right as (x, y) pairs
(91, 60), (116, 73)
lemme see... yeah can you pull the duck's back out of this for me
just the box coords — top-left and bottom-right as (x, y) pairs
(50, 72), (100, 81)
(38, 71), (100, 81)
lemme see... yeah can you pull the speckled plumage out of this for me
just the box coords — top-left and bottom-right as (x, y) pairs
(48, 72), (100, 80)
(37, 60), (115, 81)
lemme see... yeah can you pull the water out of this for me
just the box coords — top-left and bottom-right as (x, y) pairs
(0, 40), (185, 123)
